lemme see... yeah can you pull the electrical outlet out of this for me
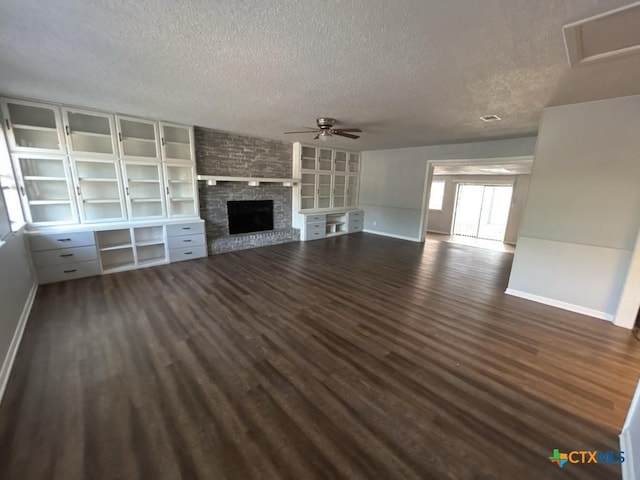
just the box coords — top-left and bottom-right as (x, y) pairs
(373, 220), (377, 226)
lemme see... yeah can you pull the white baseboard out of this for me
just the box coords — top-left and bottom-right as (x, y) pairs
(426, 230), (451, 236)
(505, 288), (613, 321)
(0, 282), (38, 405)
(363, 229), (422, 243)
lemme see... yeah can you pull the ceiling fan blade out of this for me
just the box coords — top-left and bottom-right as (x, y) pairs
(283, 130), (319, 134)
(313, 134), (320, 140)
(333, 128), (362, 133)
(332, 131), (360, 139)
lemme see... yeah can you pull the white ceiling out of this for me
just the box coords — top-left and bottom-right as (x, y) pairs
(1, 0), (639, 151)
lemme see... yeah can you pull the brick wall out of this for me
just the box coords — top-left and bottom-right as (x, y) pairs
(195, 127), (299, 254)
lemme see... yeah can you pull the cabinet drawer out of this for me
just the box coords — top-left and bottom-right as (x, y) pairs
(30, 231), (95, 251)
(306, 221), (325, 232)
(33, 245), (98, 267)
(349, 218), (362, 226)
(348, 225), (364, 233)
(348, 211), (363, 219)
(305, 214), (325, 223)
(169, 244), (207, 263)
(167, 233), (205, 250)
(303, 230), (326, 241)
(37, 260), (100, 285)
(166, 221), (204, 237)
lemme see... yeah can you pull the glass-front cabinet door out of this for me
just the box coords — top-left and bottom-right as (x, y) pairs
(346, 175), (359, 207)
(160, 122), (194, 163)
(300, 173), (316, 211)
(12, 153), (78, 225)
(116, 116), (159, 161)
(1, 99), (66, 154)
(334, 151), (347, 173)
(70, 158), (126, 223)
(301, 146), (317, 171)
(333, 175), (346, 208)
(163, 163), (197, 217)
(121, 161), (165, 220)
(63, 108), (117, 157)
(348, 153), (360, 173)
(318, 149), (332, 172)
(318, 174), (332, 209)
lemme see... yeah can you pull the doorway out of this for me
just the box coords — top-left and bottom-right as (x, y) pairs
(452, 184), (513, 241)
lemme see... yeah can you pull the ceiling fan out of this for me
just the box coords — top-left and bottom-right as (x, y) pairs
(284, 118), (362, 140)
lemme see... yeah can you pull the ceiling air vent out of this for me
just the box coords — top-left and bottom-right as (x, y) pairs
(480, 115), (501, 122)
(563, 2), (640, 66)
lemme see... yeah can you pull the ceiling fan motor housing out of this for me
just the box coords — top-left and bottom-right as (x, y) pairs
(317, 118), (336, 130)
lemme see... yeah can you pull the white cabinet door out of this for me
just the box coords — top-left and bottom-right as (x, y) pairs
(12, 153), (79, 225)
(334, 151), (348, 173)
(116, 115), (160, 161)
(62, 108), (118, 158)
(300, 145), (317, 171)
(159, 122), (194, 163)
(121, 161), (166, 220)
(318, 174), (332, 209)
(70, 158), (127, 223)
(163, 163), (198, 218)
(332, 174), (347, 209)
(348, 153), (360, 173)
(300, 172), (317, 211)
(1, 98), (67, 154)
(318, 148), (333, 172)
(346, 175), (359, 207)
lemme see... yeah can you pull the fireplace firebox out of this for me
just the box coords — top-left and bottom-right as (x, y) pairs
(227, 200), (274, 234)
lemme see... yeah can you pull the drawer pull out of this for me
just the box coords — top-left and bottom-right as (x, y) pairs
(57, 238), (72, 242)
(184, 252), (193, 255)
(63, 269), (77, 273)
(181, 227), (191, 230)
(183, 239), (192, 243)
(60, 254), (74, 258)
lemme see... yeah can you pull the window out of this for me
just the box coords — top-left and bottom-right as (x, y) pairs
(428, 180), (445, 210)
(0, 129), (25, 239)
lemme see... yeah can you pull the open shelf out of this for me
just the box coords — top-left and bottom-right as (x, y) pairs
(79, 178), (118, 183)
(100, 243), (133, 251)
(23, 175), (65, 181)
(83, 199), (121, 204)
(29, 200), (71, 205)
(131, 198), (162, 203)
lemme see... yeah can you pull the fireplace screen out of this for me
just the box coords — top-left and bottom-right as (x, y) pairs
(227, 200), (274, 234)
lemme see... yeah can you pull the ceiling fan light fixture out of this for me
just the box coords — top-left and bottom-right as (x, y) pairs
(318, 130), (332, 141)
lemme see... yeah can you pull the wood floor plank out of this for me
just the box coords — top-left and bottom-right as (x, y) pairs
(0, 233), (639, 479)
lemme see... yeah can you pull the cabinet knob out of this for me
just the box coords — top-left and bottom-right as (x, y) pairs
(4, 119), (10, 130)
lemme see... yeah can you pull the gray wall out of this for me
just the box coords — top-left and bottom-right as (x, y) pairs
(508, 95), (640, 319)
(195, 127), (299, 254)
(0, 230), (36, 399)
(426, 174), (530, 244)
(360, 137), (537, 241)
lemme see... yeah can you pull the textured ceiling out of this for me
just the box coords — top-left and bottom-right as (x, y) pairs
(1, 0), (638, 151)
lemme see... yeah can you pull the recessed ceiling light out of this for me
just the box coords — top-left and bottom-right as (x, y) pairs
(480, 114), (501, 122)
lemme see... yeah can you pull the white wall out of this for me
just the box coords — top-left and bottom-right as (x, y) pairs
(426, 174), (530, 244)
(359, 137), (537, 240)
(507, 95), (640, 321)
(0, 229), (37, 402)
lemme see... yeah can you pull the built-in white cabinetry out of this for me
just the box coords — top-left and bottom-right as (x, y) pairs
(163, 163), (198, 217)
(160, 122), (195, 163)
(62, 107), (118, 157)
(1, 96), (200, 228)
(70, 157), (127, 223)
(30, 230), (100, 284)
(12, 153), (79, 226)
(167, 221), (207, 262)
(121, 161), (166, 220)
(116, 115), (160, 161)
(1, 98), (67, 154)
(293, 143), (362, 241)
(294, 144), (360, 212)
(27, 219), (207, 284)
(299, 210), (364, 241)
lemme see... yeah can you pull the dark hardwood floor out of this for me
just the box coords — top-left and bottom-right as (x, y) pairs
(1, 233), (639, 480)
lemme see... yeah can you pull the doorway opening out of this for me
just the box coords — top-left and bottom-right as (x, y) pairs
(452, 184), (513, 242)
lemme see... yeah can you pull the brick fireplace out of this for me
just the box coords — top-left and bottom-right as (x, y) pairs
(195, 127), (299, 254)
